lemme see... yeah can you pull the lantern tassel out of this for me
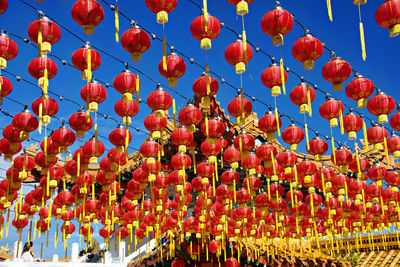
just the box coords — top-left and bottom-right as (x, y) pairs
(173, 99), (176, 127)
(326, 0), (333, 21)
(384, 137), (390, 163)
(280, 58), (286, 95)
(162, 36), (167, 71)
(86, 48), (92, 81)
(339, 106), (344, 135)
(305, 123), (310, 151)
(115, 3), (119, 43)
(275, 108), (280, 136)
(363, 119), (369, 150)
(38, 20), (43, 55)
(307, 85), (312, 117)
(243, 30), (248, 66)
(359, 22), (366, 61)
(203, 0), (208, 31)
(39, 103), (43, 134)
(331, 137), (336, 165)
(136, 75), (140, 104)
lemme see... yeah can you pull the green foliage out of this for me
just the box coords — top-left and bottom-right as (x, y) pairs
(336, 251), (360, 267)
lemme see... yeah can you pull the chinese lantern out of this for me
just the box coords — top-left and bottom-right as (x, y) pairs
(158, 53), (186, 87)
(0, 33), (18, 69)
(0, 0), (7, 15)
(368, 162), (387, 186)
(27, 17), (61, 55)
(147, 87), (172, 118)
(12, 110), (39, 140)
(282, 124), (304, 151)
(319, 98), (344, 127)
(71, 44), (101, 81)
(226, 0), (254, 15)
(367, 92), (396, 124)
(227, 95), (252, 125)
(345, 75), (375, 108)
(261, 5), (294, 46)
(276, 150), (297, 174)
(192, 74), (219, 105)
(375, 0), (400, 37)
(223, 146), (241, 169)
(225, 40), (253, 74)
(178, 105), (202, 133)
(0, 138), (21, 161)
(71, 0), (105, 35)
(331, 147), (352, 172)
(51, 126), (76, 154)
(171, 127), (193, 153)
(145, 0), (178, 24)
(144, 113), (168, 139)
(120, 26), (151, 62)
(261, 63), (288, 96)
(201, 118), (225, 140)
(342, 112), (363, 140)
(290, 83), (316, 114)
(292, 34), (323, 70)
(140, 140), (161, 158)
(113, 70), (140, 100)
(3, 124), (22, 149)
(114, 98), (139, 125)
(390, 107), (400, 131)
(109, 126), (132, 152)
(31, 96), (59, 130)
(80, 81), (107, 112)
(321, 57), (352, 91)
(256, 143), (277, 165)
(388, 134), (400, 158)
(307, 137), (329, 161)
(190, 14), (221, 50)
(28, 56), (58, 91)
(367, 124), (388, 150)
(0, 75), (12, 104)
(233, 132), (255, 155)
(83, 137), (105, 164)
(69, 110), (93, 139)
(258, 111), (282, 140)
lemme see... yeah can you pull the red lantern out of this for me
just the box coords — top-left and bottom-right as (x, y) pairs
(386, 171), (400, 187)
(307, 137), (329, 161)
(321, 57), (352, 91)
(368, 163), (387, 184)
(71, 0), (104, 35)
(51, 126), (76, 154)
(12, 110), (38, 140)
(113, 70), (140, 98)
(40, 137), (59, 155)
(31, 96), (59, 126)
(0, 138), (21, 161)
(171, 127), (194, 153)
(0, 33), (18, 69)
(3, 124), (23, 147)
(13, 154), (35, 172)
(282, 124), (305, 151)
(190, 14), (221, 50)
(0, 75), (12, 104)
(158, 54), (186, 88)
(261, 6), (293, 46)
(375, 0), (400, 37)
(140, 140), (161, 158)
(171, 153), (192, 170)
(114, 98), (139, 126)
(0, 0), (7, 15)
(241, 153), (261, 170)
(121, 26), (151, 62)
(367, 92), (396, 124)
(345, 76), (375, 108)
(331, 148), (352, 172)
(226, 0), (254, 15)
(367, 125), (388, 150)
(261, 64), (288, 96)
(225, 40), (253, 74)
(69, 111), (93, 139)
(145, 0), (178, 24)
(192, 75), (219, 105)
(256, 143), (277, 163)
(292, 34), (323, 70)
(388, 134), (400, 158)
(83, 138), (105, 164)
(80, 81), (107, 112)
(12, 216), (28, 232)
(276, 150), (297, 171)
(28, 17), (61, 54)
(319, 98), (344, 127)
(349, 156), (370, 174)
(223, 146), (241, 168)
(144, 113), (168, 139)
(178, 105), (202, 132)
(233, 132), (255, 153)
(228, 96), (252, 124)
(290, 83), (316, 114)
(342, 112), (363, 140)
(390, 109), (400, 131)
(200, 140), (222, 158)
(28, 56), (58, 84)
(201, 118), (225, 139)
(109, 126), (132, 150)
(147, 88), (172, 118)
(258, 111), (282, 140)
(71, 45), (101, 80)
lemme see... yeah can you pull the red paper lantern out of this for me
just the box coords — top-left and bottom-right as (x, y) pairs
(225, 40), (253, 74)
(31, 96), (59, 126)
(0, 75), (12, 104)
(109, 126), (132, 148)
(51, 126), (76, 154)
(144, 113), (168, 139)
(0, 0), (7, 15)
(292, 34), (323, 70)
(145, 0), (178, 24)
(69, 111), (93, 139)
(171, 127), (194, 153)
(80, 81), (107, 112)
(331, 148), (352, 171)
(140, 140), (161, 158)
(282, 124), (304, 151)
(200, 140), (222, 158)
(241, 153), (261, 170)
(319, 98), (344, 127)
(256, 143), (277, 163)
(178, 105), (202, 132)
(226, 0), (254, 15)
(261, 6), (293, 46)
(0, 138), (21, 161)
(190, 14), (221, 50)
(121, 26), (151, 62)
(28, 17), (61, 54)
(233, 132), (255, 152)
(345, 76), (375, 108)
(388, 134), (400, 158)
(171, 153), (192, 170)
(13, 154), (35, 172)
(114, 98), (139, 126)
(0, 33), (18, 69)
(12, 110), (38, 139)
(289, 83), (316, 114)
(321, 57), (352, 91)
(367, 92), (396, 124)
(83, 138), (105, 163)
(307, 137), (329, 161)
(258, 111), (282, 140)
(113, 70), (140, 98)
(12, 217), (28, 232)
(158, 53), (186, 87)
(71, 45), (101, 80)
(201, 118), (225, 139)
(28, 56), (58, 81)
(192, 75), (219, 105)
(375, 0), (400, 37)
(147, 87), (172, 118)
(223, 146), (241, 168)
(367, 125), (388, 150)
(261, 63), (288, 96)
(227, 96), (252, 124)
(390, 109), (400, 131)
(342, 112), (363, 140)
(71, 0), (104, 35)
(3, 124), (23, 145)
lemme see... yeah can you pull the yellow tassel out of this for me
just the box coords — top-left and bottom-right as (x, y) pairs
(243, 30), (248, 66)
(280, 58), (286, 95)
(307, 86), (312, 117)
(48, 197), (52, 230)
(39, 103), (43, 134)
(77, 152), (81, 177)
(205, 116), (209, 137)
(55, 224), (58, 248)
(362, 120), (369, 150)
(384, 137), (389, 163)
(173, 99), (176, 127)
(162, 36), (167, 71)
(326, 0), (333, 21)
(38, 20), (43, 55)
(275, 108), (281, 136)
(331, 137), (336, 165)
(203, 0), (208, 31)
(33, 219), (37, 240)
(355, 148), (361, 177)
(305, 123), (310, 151)
(115, 4), (119, 43)
(125, 128), (129, 157)
(339, 106), (344, 135)
(87, 48), (92, 81)
(92, 182), (95, 200)
(95, 123), (98, 144)
(206, 64), (211, 95)
(271, 151), (276, 177)
(214, 160), (218, 181)
(5, 210), (9, 238)
(19, 188), (23, 213)
(46, 170), (50, 197)
(321, 172), (326, 196)
(359, 22), (366, 61)
(136, 75), (140, 104)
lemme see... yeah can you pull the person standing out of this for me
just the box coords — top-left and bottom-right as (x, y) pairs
(21, 241), (35, 262)
(86, 238), (101, 263)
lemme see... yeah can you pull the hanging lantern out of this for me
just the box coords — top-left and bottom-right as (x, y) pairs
(258, 111), (282, 140)
(83, 137), (105, 164)
(321, 57), (352, 91)
(388, 134), (400, 158)
(375, 0), (400, 37)
(147, 87), (172, 118)
(71, 0), (105, 35)
(0, 75), (12, 104)
(319, 98), (344, 127)
(27, 56), (58, 90)
(367, 92), (396, 124)
(0, 138), (22, 161)
(80, 81), (107, 112)
(228, 95), (252, 125)
(342, 112), (363, 140)
(69, 110), (93, 139)
(367, 124), (388, 150)
(158, 53), (186, 87)
(261, 63), (288, 96)
(171, 127), (194, 153)
(140, 140), (161, 158)
(226, 0), (254, 15)
(114, 98), (139, 125)
(12, 110), (39, 140)
(282, 124), (305, 151)
(31, 96), (59, 128)
(145, 0), (178, 24)
(331, 147), (352, 172)
(71, 44), (101, 81)
(225, 40), (253, 74)
(2, 125), (23, 150)
(223, 146), (241, 169)
(290, 83), (316, 114)
(121, 26), (151, 62)
(0, 0), (7, 15)
(192, 74), (219, 105)
(40, 137), (60, 156)
(190, 14), (221, 50)
(276, 150), (298, 174)
(201, 118), (226, 140)
(113, 70), (140, 99)
(0, 33), (18, 69)
(261, 5), (294, 46)
(27, 17), (61, 55)
(144, 113), (168, 139)
(233, 132), (255, 156)
(51, 126), (76, 154)
(292, 34), (323, 70)
(307, 137), (329, 161)
(171, 153), (192, 170)
(109, 126), (132, 151)
(390, 106), (400, 131)
(345, 75), (375, 108)
(178, 105), (202, 133)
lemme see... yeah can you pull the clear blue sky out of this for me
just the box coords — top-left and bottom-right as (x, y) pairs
(0, 0), (399, 259)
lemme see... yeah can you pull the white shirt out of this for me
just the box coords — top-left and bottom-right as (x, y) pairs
(22, 251), (34, 262)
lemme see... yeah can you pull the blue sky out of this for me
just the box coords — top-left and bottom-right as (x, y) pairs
(0, 0), (399, 259)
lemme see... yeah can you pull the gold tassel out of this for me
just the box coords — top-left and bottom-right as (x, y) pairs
(355, 148), (361, 177)
(326, 0), (333, 21)
(243, 30), (248, 66)
(173, 99), (176, 127)
(162, 36), (167, 71)
(55, 224), (58, 248)
(115, 3), (119, 43)
(46, 170), (50, 197)
(38, 20), (43, 55)
(275, 108), (280, 136)
(87, 48), (92, 81)
(384, 137), (389, 163)
(206, 64), (210, 95)
(95, 123), (98, 145)
(307, 85), (312, 117)
(92, 182), (95, 200)
(205, 116), (209, 137)
(125, 128), (129, 157)
(77, 152), (81, 177)
(280, 58), (286, 95)
(48, 197), (52, 230)
(339, 106), (344, 135)
(136, 75), (140, 104)
(331, 137), (336, 165)
(203, 0), (208, 31)
(39, 103), (43, 134)
(305, 123), (310, 151)
(359, 22), (366, 61)
(33, 219), (37, 240)
(362, 120), (369, 150)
